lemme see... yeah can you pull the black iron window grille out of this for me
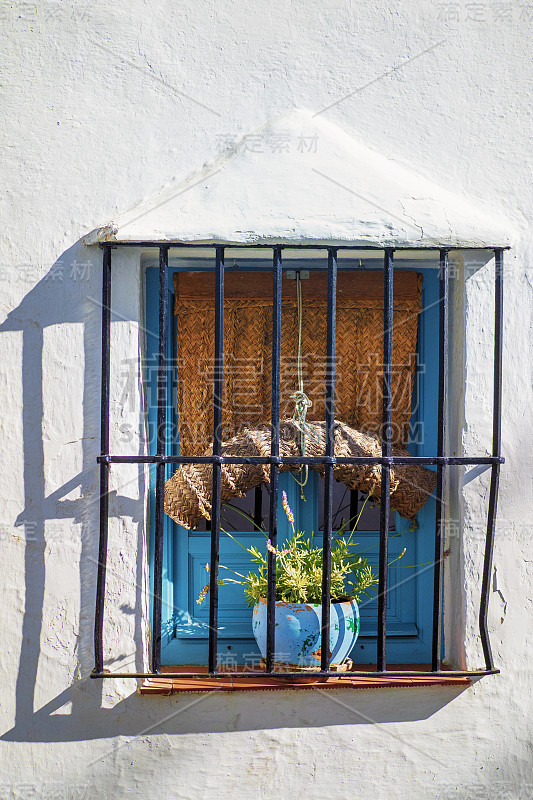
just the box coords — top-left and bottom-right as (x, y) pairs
(91, 243), (505, 680)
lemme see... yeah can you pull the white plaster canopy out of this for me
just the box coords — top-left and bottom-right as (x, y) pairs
(84, 109), (512, 248)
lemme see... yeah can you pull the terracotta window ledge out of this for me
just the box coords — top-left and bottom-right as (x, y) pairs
(140, 665), (471, 695)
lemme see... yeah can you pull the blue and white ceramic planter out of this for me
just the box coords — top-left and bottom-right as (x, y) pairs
(252, 597), (360, 666)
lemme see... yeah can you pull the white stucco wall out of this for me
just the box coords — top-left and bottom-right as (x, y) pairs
(1, 2), (532, 799)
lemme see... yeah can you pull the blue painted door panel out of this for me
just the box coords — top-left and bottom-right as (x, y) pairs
(145, 265), (439, 666)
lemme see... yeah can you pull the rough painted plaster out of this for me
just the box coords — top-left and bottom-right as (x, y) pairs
(1, 2), (532, 799)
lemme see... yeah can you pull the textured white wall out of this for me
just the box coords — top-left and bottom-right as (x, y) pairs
(1, 2), (532, 799)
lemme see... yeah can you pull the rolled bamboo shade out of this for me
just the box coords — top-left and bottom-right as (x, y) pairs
(173, 270), (423, 456)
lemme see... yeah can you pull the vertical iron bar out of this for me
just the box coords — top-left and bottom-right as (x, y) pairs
(432, 249), (449, 670)
(350, 490), (359, 530)
(94, 245), (112, 674)
(479, 248), (503, 671)
(152, 245), (169, 673)
(377, 248), (394, 672)
(254, 486), (263, 531)
(266, 246), (282, 673)
(321, 248), (337, 672)
(208, 247), (224, 674)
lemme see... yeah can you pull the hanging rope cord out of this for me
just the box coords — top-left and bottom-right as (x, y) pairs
(289, 272), (315, 499)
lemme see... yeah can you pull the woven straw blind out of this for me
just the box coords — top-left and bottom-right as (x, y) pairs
(164, 419), (437, 527)
(173, 270), (422, 456)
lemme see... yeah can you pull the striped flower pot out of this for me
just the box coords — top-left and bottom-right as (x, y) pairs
(252, 597), (360, 667)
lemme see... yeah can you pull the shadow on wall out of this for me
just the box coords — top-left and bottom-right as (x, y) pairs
(0, 240), (147, 743)
(0, 241), (471, 745)
(3, 678), (472, 743)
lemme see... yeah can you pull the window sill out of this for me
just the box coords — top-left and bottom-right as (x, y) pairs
(139, 665), (472, 694)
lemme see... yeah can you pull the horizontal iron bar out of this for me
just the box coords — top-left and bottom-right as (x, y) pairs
(99, 242), (511, 251)
(90, 669), (500, 679)
(98, 454), (504, 466)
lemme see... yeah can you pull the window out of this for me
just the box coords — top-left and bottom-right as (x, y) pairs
(149, 258), (434, 668)
(92, 243), (504, 682)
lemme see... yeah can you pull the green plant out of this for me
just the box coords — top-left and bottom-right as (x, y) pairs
(198, 491), (405, 607)
(236, 528), (378, 606)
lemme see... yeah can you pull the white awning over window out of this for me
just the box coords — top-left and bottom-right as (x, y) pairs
(84, 108), (512, 248)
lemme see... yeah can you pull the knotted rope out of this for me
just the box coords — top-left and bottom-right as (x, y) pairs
(289, 272), (314, 499)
